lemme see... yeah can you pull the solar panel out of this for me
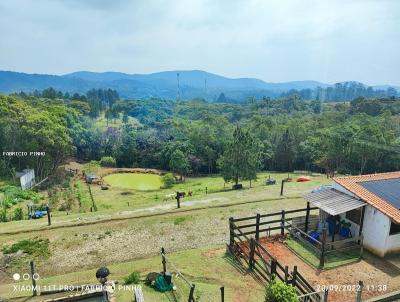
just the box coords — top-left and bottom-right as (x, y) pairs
(360, 178), (400, 209)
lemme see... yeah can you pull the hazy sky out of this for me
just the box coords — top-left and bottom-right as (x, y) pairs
(0, 0), (399, 85)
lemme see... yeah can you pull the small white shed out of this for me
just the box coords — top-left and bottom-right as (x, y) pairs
(16, 169), (35, 190)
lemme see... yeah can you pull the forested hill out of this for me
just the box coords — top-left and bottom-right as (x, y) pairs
(0, 70), (398, 102)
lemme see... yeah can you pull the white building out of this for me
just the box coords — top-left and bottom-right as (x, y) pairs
(305, 172), (400, 257)
(16, 169), (35, 190)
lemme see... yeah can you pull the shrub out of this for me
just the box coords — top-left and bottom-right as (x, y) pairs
(265, 276), (299, 302)
(100, 156), (117, 167)
(13, 207), (24, 221)
(124, 271), (141, 285)
(161, 173), (175, 189)
(0, 208), (8, 222)
(83, 161), (101, 174)
(2, 238), (50, 257)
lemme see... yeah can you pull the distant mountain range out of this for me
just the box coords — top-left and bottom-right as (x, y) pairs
(0, 70), (398, 101)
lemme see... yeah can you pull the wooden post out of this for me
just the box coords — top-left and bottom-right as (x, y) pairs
(255, 214), (261, 241)
(188, 284), (195, 302)
(305, 202), (310, 233)
(280, 180), (285, 196)
(161, 247), (167, 274)
(358, 206), (366, 244)
(281, 210), (285, 236)
(249, 239), (255, 270)
(176, 192), (180, 209)
(356, 280), (364, 302)
(249, 180), (252, 188)
(359, 234), (364, 259)
(220, 286), (224, 302)
(46, 206), (51, 226)
(284, 265), (289, 283)
(229, 217), (235, 250)
(292, 266), (297, 287)
(205, 187), (208, 194)
(319, 228), (327, 268)
(271, 259), (277, 276)
(323, 289), (329, 302)
(30, 261), (37, 296)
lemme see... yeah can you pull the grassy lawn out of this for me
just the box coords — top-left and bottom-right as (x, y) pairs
(286, 238), (361, 269)
(0, 246), (265, 302)
(104, 173), (162, 191)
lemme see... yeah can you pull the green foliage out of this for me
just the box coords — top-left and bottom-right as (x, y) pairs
(124, 271), (141, 285)
(2, 238), (50, 257)
(0, 208), (8, 222)
(0, 186), (40, 208)
(161, 173), (175, 188)
(174, 216), (187, 225)
(169, 149), (190, 178)
(13, 207), (24, 221)
(264, 276), (299, 302)
(83, 161), (101, 174)
(100, 156), (117, 167)
(218, 125), (262, 185)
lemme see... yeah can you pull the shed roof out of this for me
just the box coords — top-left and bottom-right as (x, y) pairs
(304, 187), (366, 216)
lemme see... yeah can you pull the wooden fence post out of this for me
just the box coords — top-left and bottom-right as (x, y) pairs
(305, 202), (310, 233)
(249, 239), (255, 270)
(176, 192), (181, 209)
(292, 266), (297, 287)
(280, 210), (285, 236)
(356, 280), (364, 302)
(284, 265), (289, 283)
(220, 286), (224, 302)
(323, 289), (329, 302)
(46, 206), (51, 226)
(188, 284), (195, 302)
(255, 214), (261, 241)
(229, 217), (235, 251)
(270, 259), (277, 276)
(161, 247), (167, 274)
(319, 228), (327, 269)
(280, 180), (285, 196)
(30, 261), (37, 296)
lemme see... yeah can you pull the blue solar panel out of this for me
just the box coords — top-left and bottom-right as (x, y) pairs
(360, 178), (400, 209)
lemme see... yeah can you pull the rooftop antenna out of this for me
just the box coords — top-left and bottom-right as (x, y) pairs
(176, 73), (181, 101)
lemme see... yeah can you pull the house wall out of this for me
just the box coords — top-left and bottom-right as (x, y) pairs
(361, 205), (391, 257)
(386, 228), (400, 254)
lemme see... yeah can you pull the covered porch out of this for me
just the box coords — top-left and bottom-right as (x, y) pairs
(285, 186), (367, 268)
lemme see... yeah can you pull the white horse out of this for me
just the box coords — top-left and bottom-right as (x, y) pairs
(163, 193), (175, 201)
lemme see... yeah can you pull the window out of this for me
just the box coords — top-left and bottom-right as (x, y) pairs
(390, 222), (400, 235)
(346, 208), (362, 224)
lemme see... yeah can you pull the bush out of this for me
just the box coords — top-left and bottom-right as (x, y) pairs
(0, 208), (8, 222)
(265, 276), (299, 302)
(83, 161), (100, 174)
(13, 207), (24, 221)
(161, 173), (175, 189)
(100, 156), (117, 167)
(124, 271), (141, 285)
(2, 238), (50, 257)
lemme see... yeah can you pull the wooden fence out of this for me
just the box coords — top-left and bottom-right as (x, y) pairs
(230, 204), (363, 269)
(228, 206), (328, 301)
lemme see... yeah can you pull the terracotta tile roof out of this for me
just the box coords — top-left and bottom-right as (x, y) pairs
(334, 172), (400, 224)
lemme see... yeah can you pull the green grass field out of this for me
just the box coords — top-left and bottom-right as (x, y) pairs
(104, 173), (162, 191)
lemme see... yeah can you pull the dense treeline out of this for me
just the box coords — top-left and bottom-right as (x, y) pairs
(1, 92), (400, 181)
(281, 81), (398, 102)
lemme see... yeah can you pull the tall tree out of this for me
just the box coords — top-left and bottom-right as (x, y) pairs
(218, 125), (262, 187)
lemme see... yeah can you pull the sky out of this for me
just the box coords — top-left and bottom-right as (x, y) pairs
(0, 0), (399, 86)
